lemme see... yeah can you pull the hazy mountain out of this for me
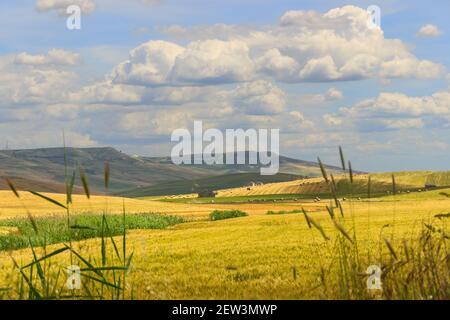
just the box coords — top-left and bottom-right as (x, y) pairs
(0, 147), (346, 194)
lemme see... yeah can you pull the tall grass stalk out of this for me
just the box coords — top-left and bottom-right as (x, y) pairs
(4, 149), (134, 300)
(308, 148), (450, 300)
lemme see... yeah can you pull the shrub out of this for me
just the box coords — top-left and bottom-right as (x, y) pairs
(209, 210), (247, 221)
(267, 210), (302, 215)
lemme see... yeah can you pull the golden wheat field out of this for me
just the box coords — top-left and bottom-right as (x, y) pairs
(214, 173), (438, 198)
(1, 184), (449, 300)
(0, 191), (218, 220)
(0, 190), (329, 221)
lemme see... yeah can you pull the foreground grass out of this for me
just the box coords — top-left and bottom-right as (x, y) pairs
(1, 195), (448, 299)
(0, 214), (184, 251)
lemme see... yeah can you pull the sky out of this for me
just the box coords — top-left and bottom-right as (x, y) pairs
(1, 0), (450, 172)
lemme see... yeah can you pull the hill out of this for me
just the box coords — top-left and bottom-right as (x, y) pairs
(212, 171), (450, 199)
(0, 147), (344, 194)
(117, 172), (303, 197)
(145, 153), (346, 177)
(370, 171), (450, 187)
(0, 147), (215, 193)
(0, 176), (84, 194)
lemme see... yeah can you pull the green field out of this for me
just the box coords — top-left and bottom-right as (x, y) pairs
(0, 214), (184, 251)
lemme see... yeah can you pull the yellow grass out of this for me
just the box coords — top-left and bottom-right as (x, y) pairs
(0, 190), (216, 220)
(1, 191), (448, 299)
(216, 176), (329, 197)
(215, 172), (450, 197)
(0, 190), (329, 220)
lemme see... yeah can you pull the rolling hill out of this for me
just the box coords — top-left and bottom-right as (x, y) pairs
(0, 147), (345, 194)
(144, 153), (347, 177)
(213, 171), (450, 199)
(0, 147), (221, 193)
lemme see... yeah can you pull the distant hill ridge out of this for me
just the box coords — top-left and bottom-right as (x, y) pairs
(0, 147), (346, 194)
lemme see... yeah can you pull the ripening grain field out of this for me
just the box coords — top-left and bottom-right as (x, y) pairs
(0, 183), (449, 300)
(0, 191), (220, 220)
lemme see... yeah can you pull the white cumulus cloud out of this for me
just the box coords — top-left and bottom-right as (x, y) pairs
(232, 80), (286, 115)
(36, 0), (96, 14)
(152, 6), (446, 84)
(15, 49), (81, 66)
(417, 24), (443, 38)
(328, 90), (450, 132)
(113, 40), (254, 86)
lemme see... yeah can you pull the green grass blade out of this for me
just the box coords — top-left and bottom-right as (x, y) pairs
(332, 219), (354, 244)
(392, 174), (397, 195)
(24, 208), (39, 234)
(337, 200), (345, 218)
(348, 161), (353, 184)
(66, 170), (76, 205)
(330, 174), (339, 207)
(384, 238), (398, 260)
(10, 255), (42, 300)
(309, 217), (330, 241)
(104, 162), (110, 190)
(122, 200), (127, 263)
(50, 268), (62, 298)
(103, 216), (122, 263)
(21, 247), (70, 269)
(80, 273), (123, 290)
(317, 157), (329, 184)
(302, 208), (312, 229)
(79, 167), (91, 199)
(80, 266), (128, 272)
(64, 245), (104, 278)
(5, 178), (20, 198)
(28, 191), (67, 209)
(339, 146), (346, 172)
(29, 240), (47, 293)
(101, 215), (107, 266)
(125, 252), (134, 271)
(326, 206), (335, 220)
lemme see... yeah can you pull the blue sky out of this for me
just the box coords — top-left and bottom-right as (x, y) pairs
(1, 0), (450, 172)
